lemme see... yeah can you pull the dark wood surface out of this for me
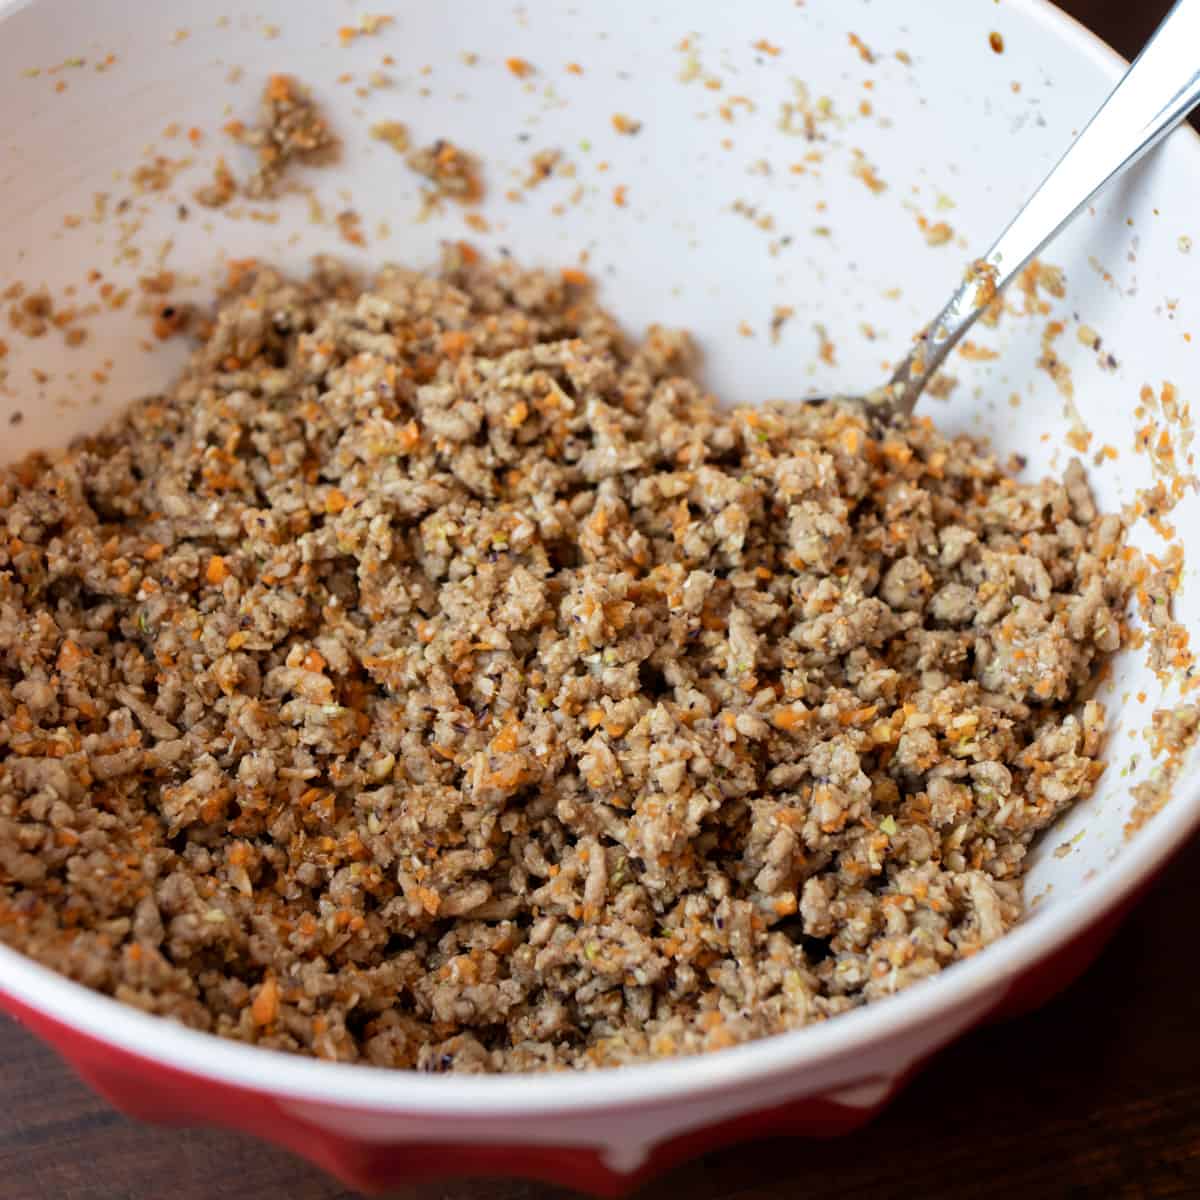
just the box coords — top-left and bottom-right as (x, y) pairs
(3, 3), (1197, 1198)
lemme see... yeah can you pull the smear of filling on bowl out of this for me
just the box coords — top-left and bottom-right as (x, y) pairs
(0, 244), (1137, 1071)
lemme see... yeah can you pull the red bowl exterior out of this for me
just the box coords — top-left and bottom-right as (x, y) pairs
(2, 987), (890, 1195)
(0, 899), (1134, 1197)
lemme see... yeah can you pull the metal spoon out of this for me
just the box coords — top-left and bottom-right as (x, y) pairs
(837, 0), (1200, 425)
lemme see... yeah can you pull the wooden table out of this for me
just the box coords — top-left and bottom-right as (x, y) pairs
(4, 2), (1197, 1197)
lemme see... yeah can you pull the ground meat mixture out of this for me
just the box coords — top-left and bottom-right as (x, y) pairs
(0, 252), (1132, 1072)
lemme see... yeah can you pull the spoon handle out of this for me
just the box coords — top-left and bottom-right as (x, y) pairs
(886, 0), (1200, 420)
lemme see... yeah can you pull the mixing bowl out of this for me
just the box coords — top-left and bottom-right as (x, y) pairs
(2, 0), (1199, 1192)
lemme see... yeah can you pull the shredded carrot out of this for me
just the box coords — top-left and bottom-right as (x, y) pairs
(225, 258), (257, 289)
(398, 421), (421, 452)
(772, 706), (809, 730)
(839, 705), (879, 726)
(251, 975), (279, 1026)
(56, 640), (87, 673)
(439, 330), (472, 358)
(492, 722), (521, 753)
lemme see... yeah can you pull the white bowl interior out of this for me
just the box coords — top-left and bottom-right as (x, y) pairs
(1, 0), (1199, 1115)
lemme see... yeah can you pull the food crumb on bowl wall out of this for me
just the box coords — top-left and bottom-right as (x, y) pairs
(224, 73), (337, 199)
(1126, 705), (1200, 834)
